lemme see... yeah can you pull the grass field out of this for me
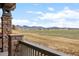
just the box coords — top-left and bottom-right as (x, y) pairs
(19, 29), (79, 56)
(1, 28), (79, 55)
(23, 29), (79, 40)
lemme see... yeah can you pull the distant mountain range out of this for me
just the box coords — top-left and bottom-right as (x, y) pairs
(15, 25), (45, 30)
(15, 25), (79, 30)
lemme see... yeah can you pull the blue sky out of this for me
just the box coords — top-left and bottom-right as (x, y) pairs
(1, 3), (79, 28)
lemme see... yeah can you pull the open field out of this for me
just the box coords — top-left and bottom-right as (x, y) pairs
(23, 29), (79, 40)
(20, 29), (79, 55)
(1, 29), (79, 55)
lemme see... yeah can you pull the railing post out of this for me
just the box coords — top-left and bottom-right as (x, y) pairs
(8, 35), (12, 56)
(8, 34), (23, 56)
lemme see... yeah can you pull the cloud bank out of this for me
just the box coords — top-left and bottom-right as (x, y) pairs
(1, 6), (78, 28)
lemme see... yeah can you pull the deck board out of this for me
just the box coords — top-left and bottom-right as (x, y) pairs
(0, 52), (8, 56)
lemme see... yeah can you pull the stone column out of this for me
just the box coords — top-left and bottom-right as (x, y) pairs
(1, 14), (12, 52)
(8, 34), (23, 56)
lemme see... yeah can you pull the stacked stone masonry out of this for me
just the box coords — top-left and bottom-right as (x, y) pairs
(1, 15), (12, 51)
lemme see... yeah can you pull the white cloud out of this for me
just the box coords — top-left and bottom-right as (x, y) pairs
(39, 7), (79, 20)
(35, 11), (43, 15)
(26, 11), (33, 13)
(63, 7), (79, 19)
(12, 19), (43, 27)
(62, 21), (79, 28)
(5, 6), (79, 28)
(12, 19), (30, 26)
(48, 7), (54, 11)
(38, 7), (79, 28)
(26, 10), (44, 15)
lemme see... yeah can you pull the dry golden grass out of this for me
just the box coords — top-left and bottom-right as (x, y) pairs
(1, 29), (79, 55)
(22, 33), (79, 56)
(12, 30), (21, 34)
(0, 29), (20, 34)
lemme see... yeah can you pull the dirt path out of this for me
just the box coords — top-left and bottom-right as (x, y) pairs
(22, 33), (79, 56)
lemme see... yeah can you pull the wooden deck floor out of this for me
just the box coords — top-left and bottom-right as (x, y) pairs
(0, 52), (8, 56)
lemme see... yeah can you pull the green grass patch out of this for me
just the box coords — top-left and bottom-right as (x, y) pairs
(22, 29), (79, 40)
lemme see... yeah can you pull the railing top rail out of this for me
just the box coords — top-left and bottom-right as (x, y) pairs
(8, 34), (24, 37)
(19, 40), (72, 56)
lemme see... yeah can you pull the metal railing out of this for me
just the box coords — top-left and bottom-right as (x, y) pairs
(16, 40), (69, 56)
(8, 34), (70, 56)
